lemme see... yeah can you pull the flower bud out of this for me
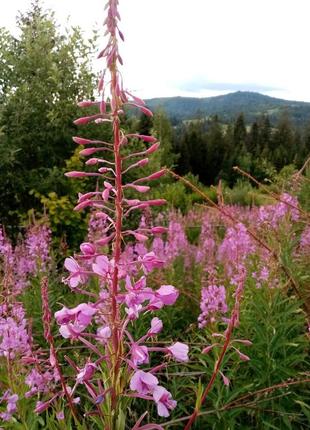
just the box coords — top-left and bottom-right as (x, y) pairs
(151, 226), (168, 234)
(73, 136), (94, 145)
(65, 171), (88, 178)
(73, 114), (102, 125)
(86, 158), (99, 165)
(146, 142), (160, 154)
(80, 242), (96, 255)
(77, 100), (96, 108)
(147, 169), (166, 180)
(80, 147), (99, 156)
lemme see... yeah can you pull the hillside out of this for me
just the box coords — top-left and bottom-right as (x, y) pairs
(145, 91), (310, 125)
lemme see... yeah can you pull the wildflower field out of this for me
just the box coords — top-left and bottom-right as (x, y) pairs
(0, 1), (310, 429)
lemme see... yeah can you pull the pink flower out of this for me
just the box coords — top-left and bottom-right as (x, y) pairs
(130, 370), (158, 394)
(146, 142), (160, 154)
(102, 181), (114, 201)
(80, 242), (96, 256)
(64, 257), (85, 288)
(151, 226), (168, 234)
(55, 303), (97, 339)
(148, 318), (163, 336)
(235, 349), (250, 361)
(76, 362), (97, 383)
(139, 252), (164, 273)
(35, 400), (52, 414)
(149, 285), (179, 309)
(0, 391), (18, 421)
(220, 371), (230, 386)
(156, 285), (179, 305)
(131, 344), (149, 367)
(166, 342), (189, 362)
(97, 325), (111, 342)
(92, 255), (110, 278)
(56, 411), (65, 421)
(125, 304), (143, 320)
(153, 386), (177, 417)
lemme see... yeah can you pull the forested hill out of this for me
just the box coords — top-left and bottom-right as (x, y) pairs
(145, 91), (310, 126)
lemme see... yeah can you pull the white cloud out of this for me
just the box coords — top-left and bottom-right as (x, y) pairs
(1, 0), (310, 101)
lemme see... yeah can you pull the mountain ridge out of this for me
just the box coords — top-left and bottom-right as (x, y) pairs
(145, 91), (310, 125)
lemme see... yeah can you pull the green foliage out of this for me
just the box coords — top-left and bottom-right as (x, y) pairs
(29, 148), (91, 250)
(223, 180), (266, 206)
(297, 166), (310, 212)
(152, 109), (179, 168)
(0, 0), (97, 230)
(150, 173), (215, 213)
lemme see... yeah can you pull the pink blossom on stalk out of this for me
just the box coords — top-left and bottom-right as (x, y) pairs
(25, 369), (55, 397)
(0, 312), (32, 359)
(165, 219), (188, 263)
(52, 0), (186, 423)
(0, 391), (18, 422)
(151, 237), (166, 260)
(300, 225), (310, 253)
(79, 147), (103, 156)
(218, 223), (255, 275)
(198, 284), (228, 329)
(130, 370), (159, 394)
(257, 193), (299, 227)
(166, 342), (189, 362)
(153, 386), (177, 417)
(25, 223), (51, 271)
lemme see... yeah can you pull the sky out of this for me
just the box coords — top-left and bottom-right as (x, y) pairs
(1, 0), (310, 102)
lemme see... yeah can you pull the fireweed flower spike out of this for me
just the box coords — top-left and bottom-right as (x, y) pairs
(51, 1), (187, 427)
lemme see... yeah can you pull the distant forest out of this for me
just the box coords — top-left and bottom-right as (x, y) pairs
(137, 111), (310, 186)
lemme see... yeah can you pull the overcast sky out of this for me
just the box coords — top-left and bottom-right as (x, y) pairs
(1, 0), (310, 102)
